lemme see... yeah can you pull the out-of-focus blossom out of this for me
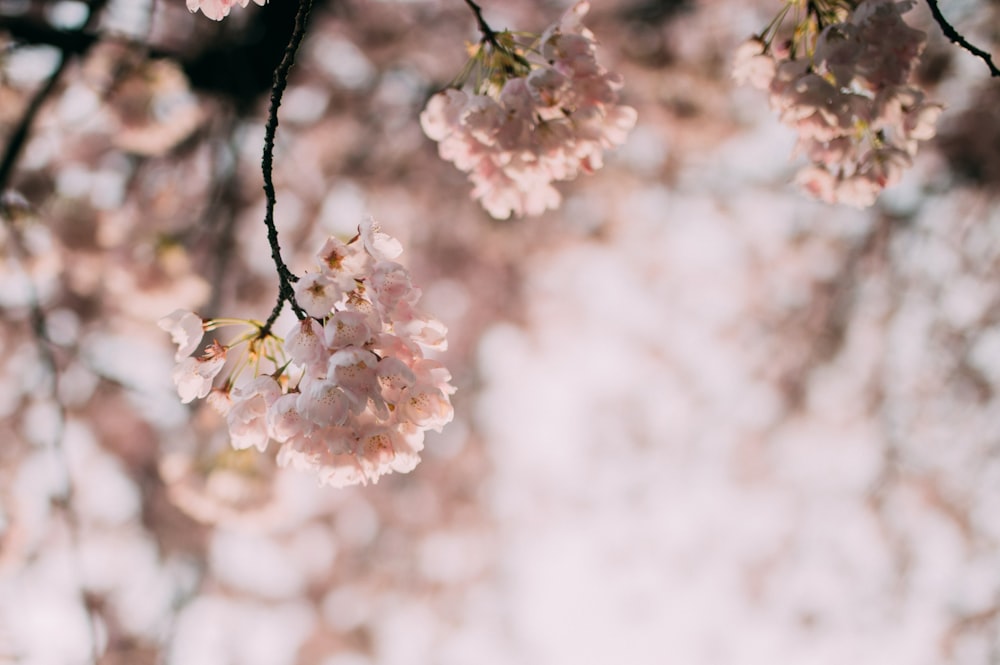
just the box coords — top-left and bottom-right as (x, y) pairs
(732, 37), (775, 90)
(734, 0), (941, 207)
(160, 219), (454, 487)
(186, 0), (267, 21)
(420, 1), (637, 219)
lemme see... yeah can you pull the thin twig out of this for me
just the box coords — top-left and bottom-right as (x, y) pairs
(0, 56), (68, 193)
(0, 3), (107, 661)
(259, 0), (315, 335)
(0, 204), (101, 665)
(462, 0), (502, 48)
(925, 0), (1000, 78)
(460, 0), (531, 75)
(0, 0), (109, 192)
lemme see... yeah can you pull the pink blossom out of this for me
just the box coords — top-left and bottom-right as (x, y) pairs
(316, 236), (368, 290)
(419, 89), (469, 141)
(327, 347), (382, 412)
(795, 166), (837, 204)
(851, 0), (925, 89)
(738, 0), (938, 207)
(834, 174), (882, 208)
(858, 147), (912, 188)
(171, 340), (226, 403)
(732, 38), (775, 90)
(355, 424), (400, 481)
(162, 223), (454, 488)
(268, 393), (308, 443)
(227, 375), (281, 452)
(296, 380), (351, 427)
(399, 385), (454, 432)
(375, 356), (416, 404)
(369, 262), (416, 314)
(359, 218), (402, 261)
(527, 68), (570, 108)
(419, 1), (636, 218)
(392, 301), (449, 351)
(158, 309), (204, 360)
(286, 318), (327, 372)
(276, 428), (366, 488)
(206, 387), (233, 416)
(294, 272), (343, 318)
(904, 102), (943, 141)
(186, 0), (265, 21)
(324, 310), (372, 349)
(388, 424), (424, 473)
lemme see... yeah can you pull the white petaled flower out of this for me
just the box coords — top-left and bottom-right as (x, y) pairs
(419, 0), (636, 218)
(158, 309), (204, 360)
(735, 0), (941, 208)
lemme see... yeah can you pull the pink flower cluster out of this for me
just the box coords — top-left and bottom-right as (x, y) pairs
(159, 220), (455, 487)
(186, 0), (265, 21)
(734, 0), (942, 208)
(420, 1), (637, 219)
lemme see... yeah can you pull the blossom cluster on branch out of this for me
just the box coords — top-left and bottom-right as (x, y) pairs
(420, 1), (637, 219)
(734, 0), (942, 208)
(159, 220), (455, 487)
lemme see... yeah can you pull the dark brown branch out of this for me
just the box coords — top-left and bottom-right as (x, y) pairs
(462, 0), (502, 48)
(460, 0), (531, 75)
(925, 0), (1000, 78)
(0, 0), (109, 193)
(0, 15), (97, 56)
(0, 4), (109, 660)
(259, 0), (315, 334)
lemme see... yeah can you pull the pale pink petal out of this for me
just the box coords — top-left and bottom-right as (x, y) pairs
(158, 309), (204, 360)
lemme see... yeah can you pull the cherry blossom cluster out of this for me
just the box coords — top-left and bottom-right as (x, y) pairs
(420, 1), (637, 219)
(733, 0), (942, 207)
(186, 0), (265, 21)
(159, 220), (455, 487)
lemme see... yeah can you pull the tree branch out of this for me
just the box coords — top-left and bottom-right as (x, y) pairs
(459, 0), (531, 78)
(259, 0), (315, 334)
(0, 54), (69, 193)
(925, 0), (1000, 78)
(462, 0), (502, 48)
(0, 0), (110, 193)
